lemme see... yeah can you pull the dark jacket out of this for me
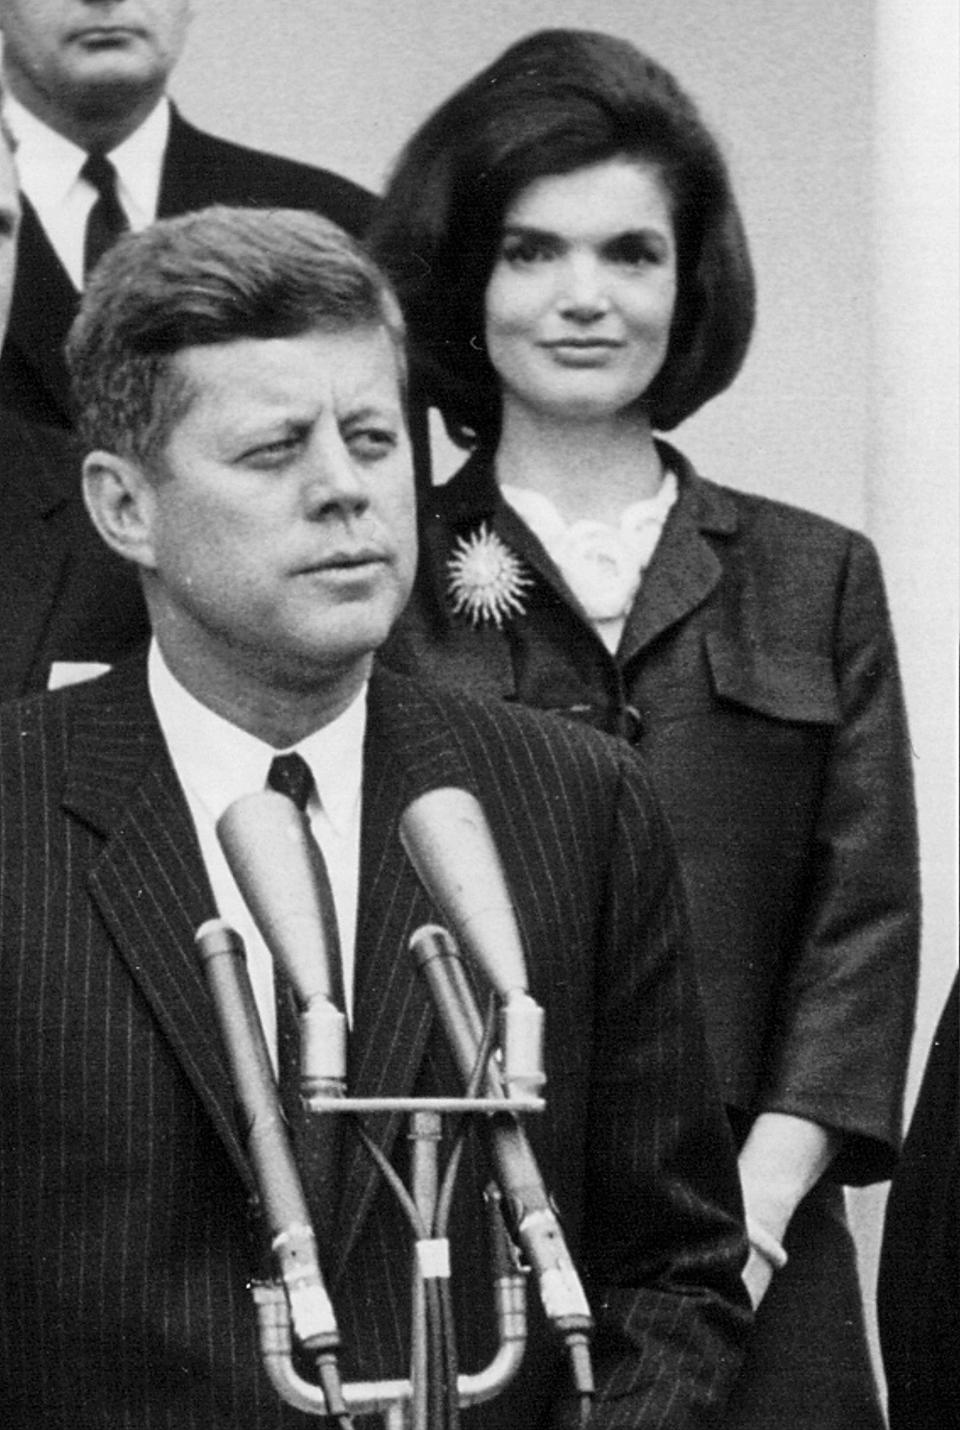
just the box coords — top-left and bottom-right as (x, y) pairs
(0, 407), (148, 701)
(0, 107), (376, 428)
(385, 441), (920, 1427)
(389, 442), (919, 1177)
(879, 977), (959, 1430)
(0, 657), (749, 1428)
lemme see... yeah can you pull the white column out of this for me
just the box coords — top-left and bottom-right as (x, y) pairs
(850, 0), (959, 1395)
(870, 0), (959, 1095)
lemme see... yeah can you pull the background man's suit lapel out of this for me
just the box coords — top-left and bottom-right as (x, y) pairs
(62, 664), (254, 1197)
(0, 424), (70, 697)
(6, 201), (79, 426)
(156, 108), (202, 214)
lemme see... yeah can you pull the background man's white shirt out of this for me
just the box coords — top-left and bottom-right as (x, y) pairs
(4, 94), (169, 290)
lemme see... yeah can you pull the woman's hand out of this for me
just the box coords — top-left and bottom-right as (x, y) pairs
(738, 1111), (840, 1309)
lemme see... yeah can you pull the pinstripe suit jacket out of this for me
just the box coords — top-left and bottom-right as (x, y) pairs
(0, 656), (748, 1429)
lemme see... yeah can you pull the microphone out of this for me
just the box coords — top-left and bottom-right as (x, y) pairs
(194, 919), (345, 1396)
(410, 925), (594, 1402)
(399, 788), (544, 1097)
(217, 790), (346, 1097)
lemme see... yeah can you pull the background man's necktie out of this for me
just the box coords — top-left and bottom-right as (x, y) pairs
(81, 152), (129, 282)
(266, 753), (345, 1258)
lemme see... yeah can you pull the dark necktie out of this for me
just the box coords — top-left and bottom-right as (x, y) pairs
(266, 752), (344, 1255)
(81, 152), (129, 282)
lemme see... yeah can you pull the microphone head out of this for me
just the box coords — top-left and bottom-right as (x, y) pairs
(399, 786), (529, 999)
(217, 790), (340, 1008)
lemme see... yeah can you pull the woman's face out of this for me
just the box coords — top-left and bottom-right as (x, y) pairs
(484, 156), (677, 428)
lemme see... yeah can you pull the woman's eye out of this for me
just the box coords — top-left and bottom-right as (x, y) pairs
(501, 234), (554, 266)
(607, 235), (666, 267)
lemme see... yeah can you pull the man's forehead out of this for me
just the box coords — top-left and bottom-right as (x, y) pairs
(170, 325), (404, 421)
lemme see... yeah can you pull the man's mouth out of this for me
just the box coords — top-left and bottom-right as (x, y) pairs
(297, 549), (389, 574)
(70, 26), (145, 47)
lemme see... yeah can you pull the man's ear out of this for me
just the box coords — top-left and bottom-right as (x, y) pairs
(82, 450), (160, 571)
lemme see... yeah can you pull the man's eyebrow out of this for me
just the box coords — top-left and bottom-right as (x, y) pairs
(341, 401), (403, 423)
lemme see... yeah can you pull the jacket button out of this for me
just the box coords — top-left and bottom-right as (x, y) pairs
(624, 706), (644, 742)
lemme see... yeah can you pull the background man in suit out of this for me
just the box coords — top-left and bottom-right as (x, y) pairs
(0, 0), (374, 428)
(0, 206), (750, 1427)
(0, 96), (147, 701)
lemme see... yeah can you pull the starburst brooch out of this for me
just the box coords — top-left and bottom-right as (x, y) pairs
(446, 523), (531, 628)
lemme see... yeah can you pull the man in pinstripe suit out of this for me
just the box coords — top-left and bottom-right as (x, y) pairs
(0, 207), (749, 1428)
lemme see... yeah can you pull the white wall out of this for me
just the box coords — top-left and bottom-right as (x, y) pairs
(171, 0), (958, 1396)
(177, 0), (878, 526)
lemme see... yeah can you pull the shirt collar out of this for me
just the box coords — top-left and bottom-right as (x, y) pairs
(3, 92), (170, 216)
(108, 97), (170, 217)
(147, 641), (367, 836)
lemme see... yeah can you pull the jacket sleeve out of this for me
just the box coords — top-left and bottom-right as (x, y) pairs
(562, 749), (751, 1428)
(762, 532), (920, 1183)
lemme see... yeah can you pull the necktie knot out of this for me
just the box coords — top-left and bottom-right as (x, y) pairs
(80, 150), (120, 201)
(267, 752), (315, 813)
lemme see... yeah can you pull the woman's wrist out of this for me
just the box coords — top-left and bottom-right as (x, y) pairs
(738, 1111), (841, 1239)
(745, 1216), (789, 1271)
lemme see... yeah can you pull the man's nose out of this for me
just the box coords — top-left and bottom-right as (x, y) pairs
(300, 434), (368, 516)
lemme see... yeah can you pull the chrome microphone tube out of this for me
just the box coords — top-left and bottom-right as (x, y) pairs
(410, 925), (594, 1389)
(195, 919), (341, 1359)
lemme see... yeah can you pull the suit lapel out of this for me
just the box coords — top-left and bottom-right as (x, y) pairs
(0, 416), (71, 696)
(59, 661), (511, 1267)
(62, 662), (254, 1196)
(331, 668), (481, 1276)
(617, 454), (738, 664)
(7, 200), (79, 426)
(156, 107), (199, 214)
(615, 451), (738, 663)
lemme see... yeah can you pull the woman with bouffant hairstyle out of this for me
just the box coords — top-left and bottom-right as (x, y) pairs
(375, 28), (917, 1429)
(373, 26), (753, 449)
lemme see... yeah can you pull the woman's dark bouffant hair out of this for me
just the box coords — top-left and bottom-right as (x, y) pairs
(371, 28), (756, 449)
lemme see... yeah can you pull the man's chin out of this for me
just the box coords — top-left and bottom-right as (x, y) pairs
(251, 641), (379, 697)
(68, 58), (165, 107)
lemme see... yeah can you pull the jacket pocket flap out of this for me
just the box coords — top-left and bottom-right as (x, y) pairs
(705, 631), (840, 725)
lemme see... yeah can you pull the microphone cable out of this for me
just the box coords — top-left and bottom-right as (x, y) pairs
(430, 994), (499, 1430)
(353, 1121), (448, 1430)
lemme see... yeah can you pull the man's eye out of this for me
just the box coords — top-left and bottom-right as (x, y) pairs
(240, 436), (302, 467)
(347, 428), (398, 461)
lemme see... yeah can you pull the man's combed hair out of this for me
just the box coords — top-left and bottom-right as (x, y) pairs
(371, 28), (755, 447)
(66, 205), (406, 469)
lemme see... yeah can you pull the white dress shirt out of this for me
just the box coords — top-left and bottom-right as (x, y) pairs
(3, 94), (170, 291)
(148, 643), (365, 1063)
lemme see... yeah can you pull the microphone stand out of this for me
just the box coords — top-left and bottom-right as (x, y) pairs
(197, 920), (536, 1429)
(251, 1093), (533, 1428)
